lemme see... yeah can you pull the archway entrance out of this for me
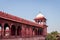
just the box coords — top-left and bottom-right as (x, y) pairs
(4, 23), (10, 36)
(35, 29), (37, 35)
(17, 26), (22, 36)
(11, 25), (16, 36)
(38, 28), (43, 35)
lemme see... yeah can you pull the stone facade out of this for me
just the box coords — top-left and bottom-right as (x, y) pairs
(0, 11), (47, 40)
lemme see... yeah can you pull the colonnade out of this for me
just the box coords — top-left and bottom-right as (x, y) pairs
(0, 23), (43, 38)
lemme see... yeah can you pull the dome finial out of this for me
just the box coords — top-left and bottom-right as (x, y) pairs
(39, 11), (41, 13)
(35, 12), (44, 18)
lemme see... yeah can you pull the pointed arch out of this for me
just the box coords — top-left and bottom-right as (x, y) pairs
(4, 23), (10, 36)
(11, 25), (16, 36)
(17, 26), (22, 36)
(35, 29), (37, 35)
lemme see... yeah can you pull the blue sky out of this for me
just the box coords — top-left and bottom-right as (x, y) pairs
(0, 0), (60, 33)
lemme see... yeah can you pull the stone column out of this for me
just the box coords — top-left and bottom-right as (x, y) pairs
(26, 28), (28, 37)
(25, 25), (26, 37)
(43, 27), (47, 36)
(32, 29), (35, 36)
(23, 25), (26, 37)
(28, 26), (32, 37)
(37, 28), (38, 36)
(15, 27), (17, 37)
(0, 27), (2, 38)
(0, 21), (1, 38)
(27, 26), (33, 37)
(9, 24), (11, 38)
(2, 23), (4, 38)
(33, 31), (35, 36)
(25, 25), (31, 37)
(21, 25), (26, 37)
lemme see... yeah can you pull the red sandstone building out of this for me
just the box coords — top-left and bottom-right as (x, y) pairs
(0, 11), (47, 40)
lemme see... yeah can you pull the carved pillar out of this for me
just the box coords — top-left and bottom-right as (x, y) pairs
(2, 23), (4, 38)
(25, 25), (26, 37)
(28, 26), (33, 37)
(0, 24), (2, 39)
(0, 27), (2, 38)
(37, 28), (38, 36)
(21, 25), (23, 37)
(32, 29), (35, 36)
(21, 25), (25, 37)
(26, 28), (28, 37)
(25, 25), (30, 37)
(32, 30), (35, 36)
(43, 27), (47, 36)
(23, 25), (26, 37)
(9, 24), (11, 38)
(15, 26), (17, 37)
(29, 27), (32, 37)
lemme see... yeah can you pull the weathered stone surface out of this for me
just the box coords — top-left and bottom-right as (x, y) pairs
(0, 36), (45, 40)
(0, 11), (47, 40)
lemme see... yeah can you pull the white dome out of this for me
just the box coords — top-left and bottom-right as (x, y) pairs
(36, 13), (44, 18)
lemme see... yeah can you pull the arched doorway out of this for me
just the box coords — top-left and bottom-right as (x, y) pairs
(0, 24), (2, 36)
(35, 29), (37, 35)
(38, 28), (43, 35)
(4, 23), (10, 36)
(17, 26), (22, 36)
(11, 25), (16, 36)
